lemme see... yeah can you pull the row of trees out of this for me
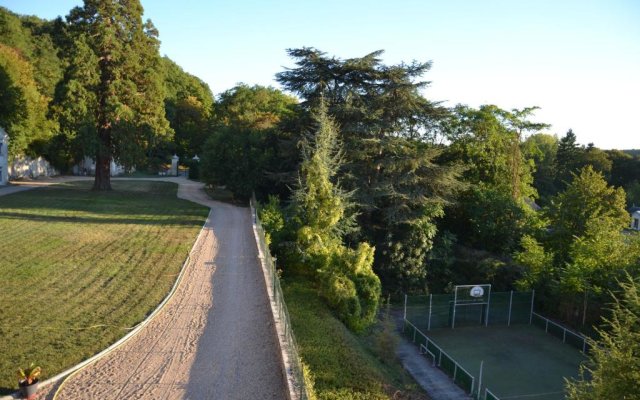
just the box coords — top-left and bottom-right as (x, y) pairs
(0, 4), (213, 189)
(1, 3), (638, 394)
(2, 2), (638, 337)
(199, 49), (639, 336)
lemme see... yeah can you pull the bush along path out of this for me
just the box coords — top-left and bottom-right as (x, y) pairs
(44, 178), (287, 399)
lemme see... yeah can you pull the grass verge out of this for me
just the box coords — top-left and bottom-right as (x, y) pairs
(282, 274), (428, 400)
(0, 181), (208, 393)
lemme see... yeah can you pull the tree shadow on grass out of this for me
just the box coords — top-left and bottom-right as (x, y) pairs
(0, 211), (203, 226)
(0, 181), (209, 222)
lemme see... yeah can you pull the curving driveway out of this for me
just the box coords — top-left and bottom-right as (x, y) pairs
(6, 177), (287, 399)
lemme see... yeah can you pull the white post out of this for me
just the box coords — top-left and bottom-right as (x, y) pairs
(477, 360), (484, 400)
(529, 289), (535, 324)
(428, 294), (433, 331)
(508, 290), (513, 326)
(485, 289), (491, 327)
(171, 154), (179, 176)
(0, 130), (8, 185)
(452, 290), (458, 329)
(403, 294), (407, 321)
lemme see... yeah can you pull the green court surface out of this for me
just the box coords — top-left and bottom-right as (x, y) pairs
(426, 325), (586, 399)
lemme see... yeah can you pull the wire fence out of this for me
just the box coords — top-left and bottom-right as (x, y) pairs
(531, 312), (590, 353)
(404, 289), (590, 400)
(404, 291), (534, 331)
(485, 388), (499, 400)
(404, 319), (475, 395)
(251, 196), (309, 400)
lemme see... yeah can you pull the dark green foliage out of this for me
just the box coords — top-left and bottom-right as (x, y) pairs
(187, 158), (200, 180)
(554, 131), (612, 189)
(0, 8), (64, 99)
(513, 166), (639, 327)
(555, 129), (583, 188)
(581, 143), (612, 176)
(215, 83), (298, 130)
(566, 275), (640, 399)
(65, 0), (171, 189)
(445, 104), (544, 200)
(278, 48), (464, 292)
(524, 133), (559, 205)
(258, 195), (285, 247)
(163, 57), (213, 158)
(293, 105), (380, 332)
(0, 43), (57, 155)
(199, 84), (302, 199)
(546, 166), (628, 261)
(200, 127), (269, 200)
(607, 149), (640, 207)
(457, 185), (539, 254)
(626, 180), (640, 207)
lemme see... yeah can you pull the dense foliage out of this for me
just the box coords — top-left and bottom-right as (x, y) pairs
(3, 6), (640, 382)
(276, 48), (465, 292)
(292, 105), (380, 331)
(0, 5), (212, 176)
(566, 275), (640, 399)
(200, 84), (299, 200)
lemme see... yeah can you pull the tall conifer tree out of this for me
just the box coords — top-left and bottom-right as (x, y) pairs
(66, 0), (170, 190)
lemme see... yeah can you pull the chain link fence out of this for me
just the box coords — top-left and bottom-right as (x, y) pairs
(251, 197), (309, 400)
(404, 291), (534, 331)
(531, 312), (590, 353)
(404, 289), (590, 400)
(404, 319), (475, 395)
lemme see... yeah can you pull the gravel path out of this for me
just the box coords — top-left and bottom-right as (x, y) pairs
(28, 178), (288, 399)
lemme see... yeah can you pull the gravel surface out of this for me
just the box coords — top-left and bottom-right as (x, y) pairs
(48, 179), (287, 399)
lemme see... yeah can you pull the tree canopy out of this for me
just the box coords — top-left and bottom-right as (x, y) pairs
(66, 0), (171, 190)
(277, 47), (464, 292)
(566, 275), (640, 399)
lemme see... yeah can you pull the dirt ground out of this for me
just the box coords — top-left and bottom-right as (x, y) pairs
(26, 178), (286, 399)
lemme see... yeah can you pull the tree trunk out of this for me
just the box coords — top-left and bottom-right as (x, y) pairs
(93, 129), (112, 191)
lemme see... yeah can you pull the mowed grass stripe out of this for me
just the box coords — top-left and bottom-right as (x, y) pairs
(0, 181), (208, 393)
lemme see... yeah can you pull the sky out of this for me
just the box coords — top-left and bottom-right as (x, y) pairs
(2, 0), (639, 149)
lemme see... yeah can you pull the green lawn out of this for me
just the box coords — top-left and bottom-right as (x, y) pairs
(283, 275), (428, 400)
(0, 181), (208, 393)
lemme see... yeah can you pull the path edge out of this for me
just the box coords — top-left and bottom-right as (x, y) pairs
(250, 202), (296, 400)
(0, 209), (213, 400)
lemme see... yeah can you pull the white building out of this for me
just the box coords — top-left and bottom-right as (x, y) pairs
(631, 208), (640, 231)
(0, 128), (8, 185)
(72, 156), (126, 176)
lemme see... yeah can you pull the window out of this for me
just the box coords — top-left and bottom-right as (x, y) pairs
(634, 218), (639, 230)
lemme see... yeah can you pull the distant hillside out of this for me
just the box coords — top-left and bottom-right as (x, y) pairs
(624, 149), (640, 157)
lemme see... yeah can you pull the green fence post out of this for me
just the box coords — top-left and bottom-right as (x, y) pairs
(529, 289), (535, 324)
(428, 294), (432, 331)
(477, 360), (484, 400)
(403, 294), (407, 321)
(508, 290), (513, 326)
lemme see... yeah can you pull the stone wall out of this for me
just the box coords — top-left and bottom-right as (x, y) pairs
(0, 128), (8, 185)
(9, 155), (59, 179)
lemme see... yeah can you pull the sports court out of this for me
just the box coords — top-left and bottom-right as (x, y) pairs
(404, 285), (587, 400)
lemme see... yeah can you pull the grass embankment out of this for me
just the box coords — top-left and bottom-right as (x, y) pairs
(0, 181), (208, 393)
(283, 275), (428, 400)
